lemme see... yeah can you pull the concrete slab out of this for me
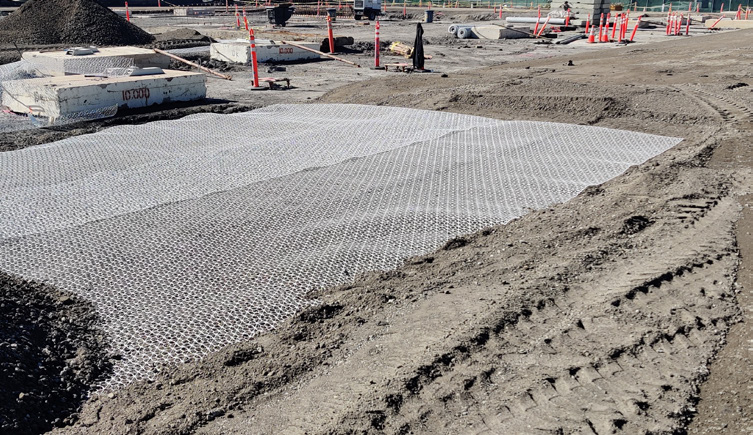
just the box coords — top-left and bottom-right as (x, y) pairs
(705, 18), (753, 28)
(472, 25), (531, 39)
(173, 7), (216, 16)
(1, 70), (206, 121)
(22, 47), (171, 76)
(210, 39), (321, 64)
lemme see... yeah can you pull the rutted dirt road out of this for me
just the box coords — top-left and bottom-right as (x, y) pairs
(42, 29), (753, 434)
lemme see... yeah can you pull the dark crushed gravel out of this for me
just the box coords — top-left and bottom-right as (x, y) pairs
(0, 272), (112, 435)
(0, 0), (154, 46)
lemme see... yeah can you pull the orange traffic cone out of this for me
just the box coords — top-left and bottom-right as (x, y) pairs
(587, 28), (596, 43)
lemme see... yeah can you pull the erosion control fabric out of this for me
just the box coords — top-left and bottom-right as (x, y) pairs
(0, 104), (682, 389)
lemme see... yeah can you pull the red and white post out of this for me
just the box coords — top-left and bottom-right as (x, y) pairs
(629, 16), (641, 41)
(327, 15), (335, 53)
(249, 29), (262, 89)
(374, 19), (381, 68)
(125, 1), (130, 21)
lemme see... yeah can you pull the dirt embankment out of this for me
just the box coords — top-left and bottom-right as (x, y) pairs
(0, 0), (154, 46)
(0, 272), (111, 435)
(46, 30), (753, 434)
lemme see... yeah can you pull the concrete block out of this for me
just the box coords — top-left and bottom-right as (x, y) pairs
(210, 39), (320, 64)
(22, 47), (171, 76)
(690, 14), (712, 22)
(472, 25), (531, 39)
(705, 18), (753, 28)
(1, 70), (206, 121)
(173, 7), (216, 16)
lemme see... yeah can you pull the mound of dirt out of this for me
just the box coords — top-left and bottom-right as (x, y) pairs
(0, 272), (111, 435)
(153, 28), (212, 43)
(0, 0), (154, 46)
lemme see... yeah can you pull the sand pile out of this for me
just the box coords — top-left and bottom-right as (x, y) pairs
(0, 0), (154, 46)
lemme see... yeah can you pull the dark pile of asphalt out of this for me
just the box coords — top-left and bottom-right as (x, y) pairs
(0, 0), (154, 46)
(0, 272), (112, 435)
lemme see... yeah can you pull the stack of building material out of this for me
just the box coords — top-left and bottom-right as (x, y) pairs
(551, 0), (610, 23)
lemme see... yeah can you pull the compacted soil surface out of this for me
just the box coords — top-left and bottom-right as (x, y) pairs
(3, 28), (752, 434)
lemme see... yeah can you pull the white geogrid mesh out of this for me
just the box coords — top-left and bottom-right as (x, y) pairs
(0, 104), (682, 389)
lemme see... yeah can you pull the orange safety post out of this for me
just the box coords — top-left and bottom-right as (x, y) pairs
(125, 1), (130, 21)
(327, 15), (335, 53)
(666, 13), (672, 34)
(629, 16), (641, 41)
(499, 4), (503, 18)
(602, 12), (611, 41)
(536, 15), (550, 37)
(720, 2), (724, 12)
(685, 13), (691, 34)
(611, 13), (619, 39)
(158, 0), (161, 7)
(736, 4), (742, 19)
(374, 19), (381, 67)
(533, 6), (541, 34)
(249, 29), (261, 89)
(565, 9), (571, 25)
(598, 12), (604, 42)
(709, 14), (725, 27)
(585, 14), (590, 34)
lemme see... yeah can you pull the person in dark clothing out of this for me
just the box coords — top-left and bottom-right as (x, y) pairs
(562, 1), (571, 10)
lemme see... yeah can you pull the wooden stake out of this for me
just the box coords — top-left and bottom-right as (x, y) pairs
(153, 48), (233, 80)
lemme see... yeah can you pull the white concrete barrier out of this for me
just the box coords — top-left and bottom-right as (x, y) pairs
(211, 39), (320, 64)
(174, 7), (216, 16)
(22, 47), (171, 76)
(2, 70), (206, 121)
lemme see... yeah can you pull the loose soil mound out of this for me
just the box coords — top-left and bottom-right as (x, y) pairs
(0, 272), (111, 435)
(0, 0), (154, 46)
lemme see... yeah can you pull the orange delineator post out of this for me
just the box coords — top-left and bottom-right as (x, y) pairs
(533, 7), (541, 34)
(629, 16), (641, 41)
(598, 13), (604, 42)
(709, 14), (725, 28)
(685, 14), (691, 34)
(125, 1), (130, 21)
(611, 13), (619, 39)
(375, 20), (381, 68)
(602, 13), (610, 41)
(736, 4), (742, 19)
(720, 2), (724, 12)
(158, 0), (161, 7)
(249, 29), (260, 88)
(666, 13), (672, 34)
(499, 4), (503, 18)
(327, 15), (335, 53)
(536, 15), (550, 37)
(585, 14), (590, 34)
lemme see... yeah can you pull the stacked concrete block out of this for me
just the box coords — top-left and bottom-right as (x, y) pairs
(551, 0), (611, 23)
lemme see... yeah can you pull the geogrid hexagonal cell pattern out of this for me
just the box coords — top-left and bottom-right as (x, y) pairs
(0, 104), (682, 389)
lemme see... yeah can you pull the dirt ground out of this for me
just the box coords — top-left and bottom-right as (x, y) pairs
(1, 8), (752, 435)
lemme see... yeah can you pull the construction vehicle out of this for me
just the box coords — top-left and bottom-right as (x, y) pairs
(353, 0), (380, 20)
